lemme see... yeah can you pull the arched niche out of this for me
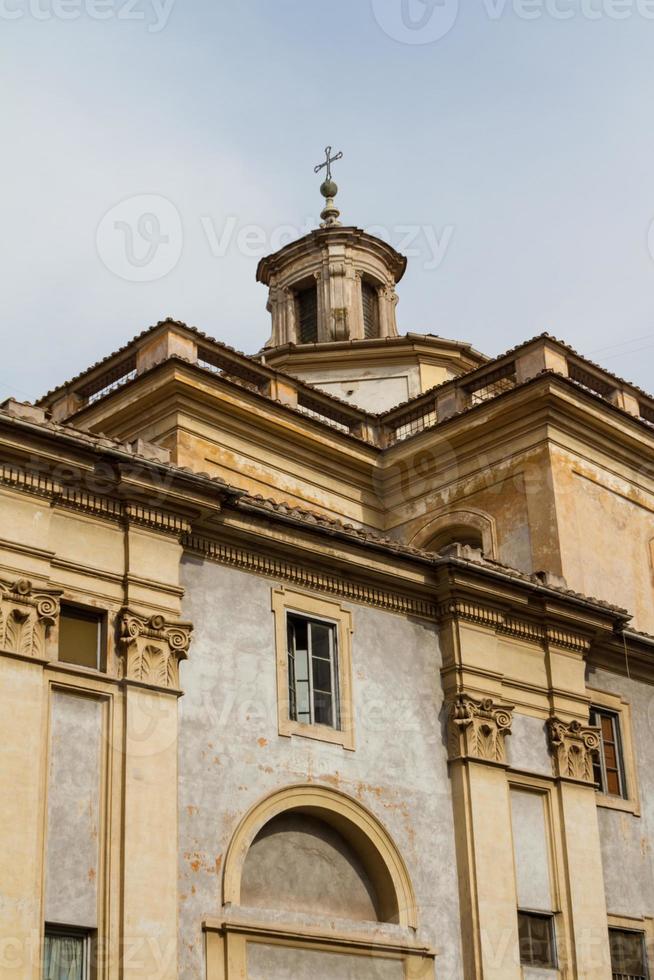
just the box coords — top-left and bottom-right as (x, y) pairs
(410, 509), (497, 558)
(223, 784), (417, 928)
(241, 811), (381, 921)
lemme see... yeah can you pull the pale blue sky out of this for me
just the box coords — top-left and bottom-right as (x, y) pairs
(2, 0), (654, 401)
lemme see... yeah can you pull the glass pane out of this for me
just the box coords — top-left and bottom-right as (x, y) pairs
(59, 607), (101, 670)
(43, 934), (85, 980)
(610, 929), (646, 974)
(606, 769), (622, 796)
(290, 616), (308, 658)
(310, 622), (332, 662)
(314, 690), (333, 727)
(604, 742), (618, 769)
(518, 912), (555, 968)
(312, 654), (332, 694)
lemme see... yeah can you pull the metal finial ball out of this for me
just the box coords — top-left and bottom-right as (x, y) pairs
(320, 179), (338, 199)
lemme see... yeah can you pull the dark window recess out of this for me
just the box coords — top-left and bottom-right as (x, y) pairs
(590, 707), (627, 798)
(609, 927), (648, 979)
(361, 281), (380, 339)
(518, 911), (557, 969)
(58, 605), (104, 670)
(287, 613), (339, 729)
(297, 286), (318, 344)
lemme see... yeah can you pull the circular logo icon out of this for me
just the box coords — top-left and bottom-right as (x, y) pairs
(96, 194), (183, 282)
(371, 0), (460, 44)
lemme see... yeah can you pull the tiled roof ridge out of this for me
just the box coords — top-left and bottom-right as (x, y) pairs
(238, 493), (631, 619)
(0, 400), (639, 628)
(36, 317), (372, 419)
(35, 318), (653, 429)
(380, 331), (653, 419)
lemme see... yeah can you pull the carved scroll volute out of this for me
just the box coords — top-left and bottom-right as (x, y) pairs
(448, 694), (515, 765)
(0, 579), (60, 660)
(119, 610), (193, 691)
(547, 717), (601, 783)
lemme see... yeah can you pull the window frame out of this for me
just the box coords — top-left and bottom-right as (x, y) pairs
(272, 588), (354, 750)
(609, 925), (649, 980)
(287, 612), (340, 729)
(588, 689), (639, 815)
(43, 924), (92, 980)
(517, 909), (558, 970)
(590, 705), (626, 799)
(58, 603), (106, 673)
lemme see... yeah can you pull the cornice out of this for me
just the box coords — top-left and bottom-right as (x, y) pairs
(183, 532), (439, 619)
(436, 598), (592, 654)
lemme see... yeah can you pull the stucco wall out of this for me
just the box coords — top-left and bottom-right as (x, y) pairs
(178, 557), (462, 979)
(553, 449), (654, 635)
(241, 812), (379, 919)
(246, 941), (405, 979)
(44, 692), (102, 929)
(587, 666), (654, 918)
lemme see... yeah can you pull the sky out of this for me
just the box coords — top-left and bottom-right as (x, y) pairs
(2, 0), (654, 402)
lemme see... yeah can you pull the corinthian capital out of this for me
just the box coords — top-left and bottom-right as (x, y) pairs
(0, 578), (61, 661)
(448, 693), (514, 764)
(119, 609), (193, 690)
(547, 717), (600, 783)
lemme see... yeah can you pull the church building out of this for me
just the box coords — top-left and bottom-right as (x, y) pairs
(1, 160), (654, 980)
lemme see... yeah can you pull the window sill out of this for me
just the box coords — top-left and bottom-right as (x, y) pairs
(595, 791), (640, 817)
(279, 718), (355, 751)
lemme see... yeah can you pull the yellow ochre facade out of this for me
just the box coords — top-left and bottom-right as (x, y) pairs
(1, 205), (653, 980)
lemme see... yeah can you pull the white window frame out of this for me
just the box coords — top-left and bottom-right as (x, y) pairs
(272, 587), (355, 750)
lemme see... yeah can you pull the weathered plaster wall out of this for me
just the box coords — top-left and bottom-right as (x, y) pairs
(552, 449), (654, 634)
(178, 558), (462, 979)
(246, 941), (404, 979)
(587, 667), (654, 918)
(241, 812), (379, 919)
(44, 691), (102, 929)
(507, 713), (551, 777)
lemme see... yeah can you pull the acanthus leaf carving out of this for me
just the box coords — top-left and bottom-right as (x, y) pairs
(0, 579), (61, 660)
(547, 717), (600, 783)
(119, 609), (192, 690)
(448, 693), (514, 764)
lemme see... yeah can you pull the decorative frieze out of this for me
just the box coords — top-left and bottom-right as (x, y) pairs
(119, 610), (193, 690)
(0, 579), (60, 660)
(547, 717), (601, 783)
(184, 533), (439, 619)
(436, 599), (591, 653)
(448, 694), (515, 764)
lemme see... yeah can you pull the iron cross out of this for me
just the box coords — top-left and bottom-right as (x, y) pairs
(314, 146), (343, 182)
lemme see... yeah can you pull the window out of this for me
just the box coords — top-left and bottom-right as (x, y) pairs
(272, 588), (354, 749)
(287, 613), (339, 729)
(58, 604), (104, 670)
(518, 911), (557, 969)
(296, 285), (318, 344)
(43, 927), (90, 980)
(591, 706), (626, 798)
(361, 281), (379, 339)
(609, 928), (648, 979)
